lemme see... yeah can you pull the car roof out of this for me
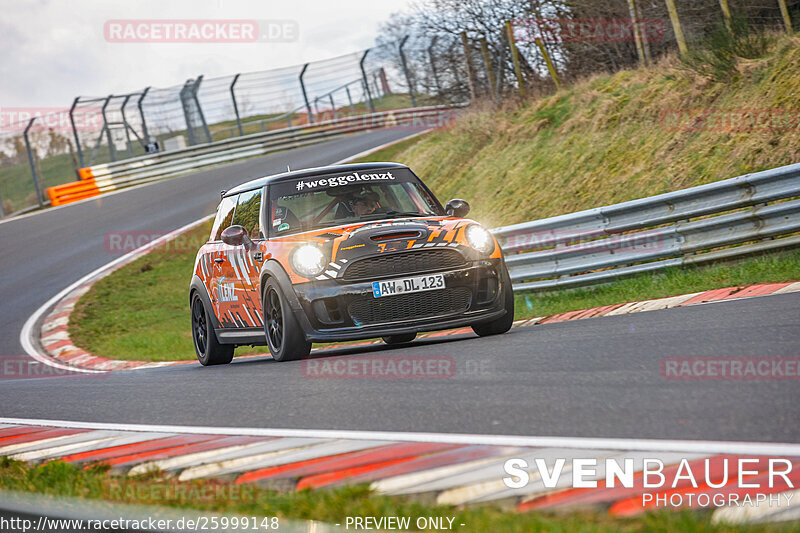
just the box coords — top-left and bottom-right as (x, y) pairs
(224, 162), (410, 197)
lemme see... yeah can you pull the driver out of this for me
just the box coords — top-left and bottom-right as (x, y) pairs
(351, 195), (379, 217)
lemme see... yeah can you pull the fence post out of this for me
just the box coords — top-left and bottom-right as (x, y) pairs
(100, 95), (116, 162)
(68, 97), (85, 168)
(718, 0), (733, 32)
(329, 93), (337, 120)
(230, 73), (244, 136)
(428, 36), (442, 99)
(119, 94), (135, 158)
(479, 37), (497, 96)
(534, 37), (561, 90)
(192, 76), (212, 143)
(23, 118), (44, 208)
(346, 85), (354, 112)
(460, 31), (478, 102)
(298, 63), (314, 124)
(627, 0), (648, 66)
(399, 36), (416, 107)
(505, 22), (526, 99)
(777, 0), (793, 33)
(372, 72), (382, 102)
(379, 67), (391, 94)
(137, 87), (151, 145)
(664, 0), (688, 57)
(359, 49), (375, 114)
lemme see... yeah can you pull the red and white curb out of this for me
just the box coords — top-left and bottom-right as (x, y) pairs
(0, 418), (798, 523)
(36, 276), (800, 372)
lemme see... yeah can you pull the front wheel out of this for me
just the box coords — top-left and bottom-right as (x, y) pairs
(382, 333), (416, 345)
(191, 293), (234, 366)
(472, 268), (515, 337)
(263, 279), (311, 362)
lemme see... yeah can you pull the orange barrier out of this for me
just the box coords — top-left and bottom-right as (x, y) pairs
(46, 179), (100, 207)
(78, 167), (94, 180)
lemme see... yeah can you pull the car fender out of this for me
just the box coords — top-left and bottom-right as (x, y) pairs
(259, 260), (316, 336)
(189, 275), (221, 331)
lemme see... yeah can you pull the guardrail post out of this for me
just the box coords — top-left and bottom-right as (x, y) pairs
(0, 189), (4, 218)
(100, 95), (116, 162)
(230, 73), (244, 136)
(69, 97), (85, 168)
(359, 49), (375, 113)
(399, 36), (416, 107)
(505, 22), (526, 99)
(23, 118), (44, 208)
(298, 63), (314, 124)
(137, 87), (151, 145)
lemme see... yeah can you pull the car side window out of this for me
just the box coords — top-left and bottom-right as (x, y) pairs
(211, 196), (237, 241)
(231, 189), (263, 239)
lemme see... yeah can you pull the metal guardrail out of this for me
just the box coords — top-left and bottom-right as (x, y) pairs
(493, 162), (800, 292)
(82, 105), (458, 191)
(43, 105), (459, 207)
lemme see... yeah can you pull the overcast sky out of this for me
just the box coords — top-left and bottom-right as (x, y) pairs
(0, 0), (413, 108)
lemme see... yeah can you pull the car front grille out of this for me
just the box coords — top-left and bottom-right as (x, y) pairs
(348, 287), (471, 326)
(341, 249), (466, 281)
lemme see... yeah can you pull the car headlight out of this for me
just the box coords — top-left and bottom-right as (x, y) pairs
(291, 245), (327, 278)
(465, 224), (494, 254)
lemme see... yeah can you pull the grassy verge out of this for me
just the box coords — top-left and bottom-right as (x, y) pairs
(0, 458), (794, 532)
(353, 36), (800, 228)
(513, 248), (800, 319)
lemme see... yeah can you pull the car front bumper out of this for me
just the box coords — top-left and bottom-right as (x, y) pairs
(289, 259), (510, 342)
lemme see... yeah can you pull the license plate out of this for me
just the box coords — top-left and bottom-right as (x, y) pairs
(372, 274), (445, 298)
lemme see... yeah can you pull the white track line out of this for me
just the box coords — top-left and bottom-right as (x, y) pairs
(18, 215), (214, 373)
(2, 417), (799, 456)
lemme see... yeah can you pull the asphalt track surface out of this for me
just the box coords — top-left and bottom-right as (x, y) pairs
(0, 127), (798, 443)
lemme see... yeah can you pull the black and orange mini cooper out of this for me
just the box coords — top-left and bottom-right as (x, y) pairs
(189, 163), (514, 365)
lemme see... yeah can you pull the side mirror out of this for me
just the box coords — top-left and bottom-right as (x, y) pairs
(445, 199), (471, 218)
(221, 225), (253, 249)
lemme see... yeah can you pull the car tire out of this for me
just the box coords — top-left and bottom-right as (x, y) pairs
(472, 266), (515, 337)
(382, 333), (416, 345)
(191, 293), (234, 366)
(262, 279), (311, 362)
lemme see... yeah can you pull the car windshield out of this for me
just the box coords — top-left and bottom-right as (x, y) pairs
(268, 168), (442, 236)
